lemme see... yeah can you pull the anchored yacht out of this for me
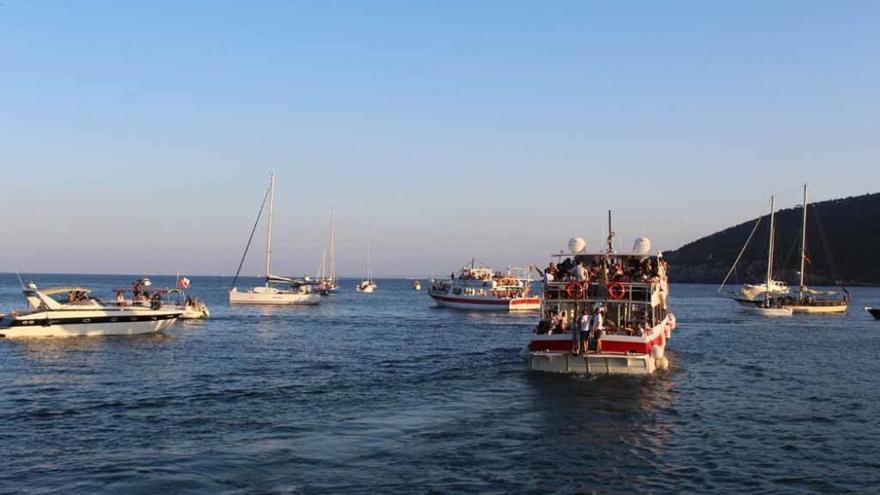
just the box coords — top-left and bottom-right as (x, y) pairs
(0, 284), (182, 338)
(229, 173), (322, 305)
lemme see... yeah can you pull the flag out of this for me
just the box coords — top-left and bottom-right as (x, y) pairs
(178, 277), (191, 289)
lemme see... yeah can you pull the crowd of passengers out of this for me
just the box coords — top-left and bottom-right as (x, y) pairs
(534, 254), (667, 286)
(535, 303), (654, 342)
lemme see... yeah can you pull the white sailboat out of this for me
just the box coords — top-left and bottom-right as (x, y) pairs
(317, 208), (339, 294)
(356, 237), (377, 293)
(229, 173), (322, 305)
(739, 196), (793, 316)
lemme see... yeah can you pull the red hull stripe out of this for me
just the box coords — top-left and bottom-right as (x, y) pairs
(430, 295), (540, 306)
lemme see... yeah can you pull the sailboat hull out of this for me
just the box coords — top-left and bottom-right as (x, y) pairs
(229, 288), (321, 305)
(787, 304), (848, 314)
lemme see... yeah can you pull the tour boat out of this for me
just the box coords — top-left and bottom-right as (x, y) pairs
(229, 173), (322, 305)
(526, 227), (675, 375)
(866, 307), (880, 320)
(0, 284), (182, 338)
(428, 259), (540, 311)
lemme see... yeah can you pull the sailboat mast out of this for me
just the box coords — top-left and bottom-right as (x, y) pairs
(765, 196), (776, 307)
(329, 208), (336, 283)
(265, 172), (275, 284)
(799, 184), (808, 294)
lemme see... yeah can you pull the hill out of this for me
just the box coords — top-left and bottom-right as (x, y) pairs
(664, 192), (880, 285)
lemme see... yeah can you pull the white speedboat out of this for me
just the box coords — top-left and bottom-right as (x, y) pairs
(739, 280), (790, 301)
(0, 284), (182, 338)
(229, 173), (322, 306)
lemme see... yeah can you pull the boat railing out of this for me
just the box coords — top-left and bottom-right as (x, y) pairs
(543, 280), (656, 304)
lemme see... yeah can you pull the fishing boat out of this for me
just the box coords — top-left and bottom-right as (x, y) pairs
(866, 307), (880, 320)
(428, 259), (540, 311)
(0, 284), (182, 338)
(526, 216), (675, 375)
(356, 237), (377, 294)
(412, 280), (421, 291)
(733, 196), (793, 316)
(229, 173), (322, 305)
(777, 185), (848, 314)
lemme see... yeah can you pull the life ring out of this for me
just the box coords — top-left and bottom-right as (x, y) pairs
(565, 281), (585, 299)
(607, 282), (626, 300)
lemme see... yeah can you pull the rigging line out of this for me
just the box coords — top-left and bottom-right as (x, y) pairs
(811, 205), (844, 285)
(718, 215), (763, 293)
(231, 184), (272, 290)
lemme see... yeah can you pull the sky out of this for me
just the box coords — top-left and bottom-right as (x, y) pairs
(1, 1), (878, 277)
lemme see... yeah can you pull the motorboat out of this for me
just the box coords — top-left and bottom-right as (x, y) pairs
(412, 280), (421, 291)
(526, 221), (676, 375)
(428, 259), (540, 311)
(113, 283), (210, 320)
(739, 280), (790, 301)
(229, 173), (322, 306)
(866, 307), (880, 320)
(0, 284), (182, 338)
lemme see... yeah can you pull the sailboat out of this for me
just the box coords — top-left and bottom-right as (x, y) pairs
(229, 173), (322, 305)
(317, 208), (339, 294)
(777, 184), (848, 314)
(737, 196), (792, 316)
(356, 238), (377, 293)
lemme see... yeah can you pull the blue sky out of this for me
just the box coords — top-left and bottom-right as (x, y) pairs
(1, 1), (878, 277)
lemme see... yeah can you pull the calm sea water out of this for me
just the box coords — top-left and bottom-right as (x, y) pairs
(1, 274), (879, 494)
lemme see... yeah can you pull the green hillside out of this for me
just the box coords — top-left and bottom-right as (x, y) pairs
(665, 192), (880, 285)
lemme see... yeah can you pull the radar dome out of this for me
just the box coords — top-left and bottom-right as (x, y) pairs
(632, 237), (652, 256)
(568, 237), (586, 254)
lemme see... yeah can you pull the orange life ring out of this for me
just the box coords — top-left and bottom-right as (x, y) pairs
(566, 281), (585, 299)
(607, 282), (626, 300)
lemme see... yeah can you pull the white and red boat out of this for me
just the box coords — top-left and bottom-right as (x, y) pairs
(428, 260), (540, 311)
(527, 234), (676, 375)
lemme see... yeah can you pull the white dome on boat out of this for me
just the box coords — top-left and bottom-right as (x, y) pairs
(568, 237), (586, 254)
(632, 237), (652, 256)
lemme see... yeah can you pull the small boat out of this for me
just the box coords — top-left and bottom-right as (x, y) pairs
(428, 259), (540, 311)
(0, 284), (182, 338)
(356, 237), (376, 294)
(742, 305), (793, 317)
(527, 224), (675, 375)
(412, 280), (421, 291)
(865, 307), (880, 320)
(229, 173), (322, 306)
(731, 196), (792, 317)
(316, 209), (340, 295)
(356, 280), (377, 293)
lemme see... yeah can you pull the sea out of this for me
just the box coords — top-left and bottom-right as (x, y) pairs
(1, 274), (879, 494)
